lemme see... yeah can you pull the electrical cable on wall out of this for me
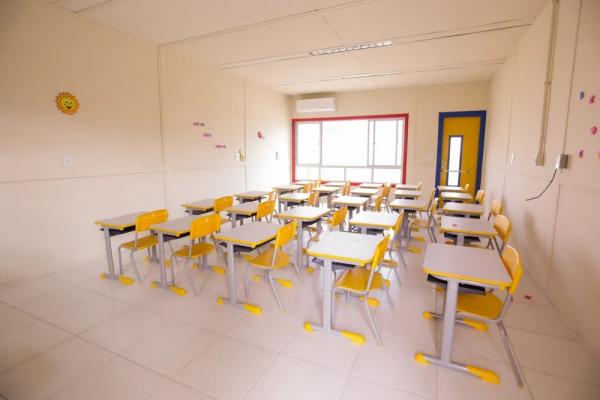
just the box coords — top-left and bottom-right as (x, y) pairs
(526, 168), (558, 201)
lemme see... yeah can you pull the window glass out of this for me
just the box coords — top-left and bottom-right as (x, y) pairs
(296, 123), (320, 164)
(320, 167), (345, 181)
(295, 166), (319, 180)
(346, 168), (372, 182)
(373, 168), (402, 183)
(373, 120), (397, 165)
(447, 136), (463, 186)
(322, 120), (369, 166)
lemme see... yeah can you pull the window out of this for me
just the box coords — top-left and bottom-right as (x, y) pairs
(293, 115), (408, 183)
(446, 135), (463, 186)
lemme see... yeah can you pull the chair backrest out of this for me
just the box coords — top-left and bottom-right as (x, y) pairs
(392, 211), (404, 239)
(274, 220), (296, 249)
(330, 207), (347, 229)
(381, 185), (392, 198)
(303, 183), (314, 193)
(417, 182), (422, 190)
(307, 191), (320, 207)
(464, 183), (471, 193)
(501, 245), (523, 294)
(190, 213), (221, 239)
(214, 196), (233, 213)
(268, 191), (277, 201)
(256, 200), (276, 220)
(372, 196), (384, 211)
(494, 214), (512, 244)
(489, 200), (503, 219)
(341, 184), (351, 196)
(475, 189), (485, 204)
(315, 179), (322, 187)
(429, 197), (438, 213)
(361, 235), (392, 292)
(135, 209), (168, 233)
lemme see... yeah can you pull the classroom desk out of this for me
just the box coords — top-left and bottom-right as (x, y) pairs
(214, 222), (280, 315)
(325, 181), (346, 187)
(438, 185), (465, 192)
(440, 191), (473, 203)
(331, 196), (369, 218)
(359, 182), (383, 189)
(278, 206), (330, 268)
(443, 202), (485, 217)
(95, 211), (146, 285)
(225, 201), (260, 227)
(273, 184), (303, 194)
(181, 199), (214, 215)
(416, 244), (511, 383)
(151, 215), (200, 296)
(305, 231), (381, 344)
(350, 187), (380, 197)
(440, 216), (497, 247)
(280, 192), (309, 210)
(396, 184), (420, 191)
(394, 189), (422, 199)
(294, 180), (314, 185)
(389, 198), (429, 239)
(349, 211), (397, 234)
(312, 186), (340, 207)
(234, 191), (270, 203)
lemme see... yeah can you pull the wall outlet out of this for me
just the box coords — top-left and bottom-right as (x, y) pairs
(555, 153), (568, 170)
(62, 155), (73, 167)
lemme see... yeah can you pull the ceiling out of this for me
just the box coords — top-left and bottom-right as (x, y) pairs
(50, 0), (548, 94)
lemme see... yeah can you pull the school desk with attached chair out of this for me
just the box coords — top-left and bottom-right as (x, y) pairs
(332, 196), (368, 218)
(437, 185), (465, 193)
(225, 201), (261, 227)
(278, 206), (331, 270)
(395, 183), (420, 191)
(312, 185), (340, 208)
(417, 244), (524, 386)
(394, 189), (422, 199)
(279, 192), (309, 210)
(234, 191), (270, 203)
(181, 199), (215, 215)
(348, 211), (397, 234)
(440, 191), (473, 203)
(440, 216), (497, 247)
(272, 184), (303, 194)
(95, 211), (148, 285)
(213, 222), (281, 315)
(442, 202), (485, 218)
(304, 231), (382, 344)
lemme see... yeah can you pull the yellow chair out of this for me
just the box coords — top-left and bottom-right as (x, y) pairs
(429, 246), (525, 385)
(341, 184), (351, 196)
(268, 191), (277, 201)
(117, 209), (168, 284)
(464, 214), (512, 255)
(369, 195), (384, 212)
(410, 197), (438, 243)
(464, 183), (471, 194)
(306, 191), (320, 207)
(380, 184), (393, 211)
(303, 183), (314, 193)
(474, 189), (485, 204)
(488, 200), (503, 221)
(333, 235), (393, 345)
(380, 212), (408, 284)
(242, 221), (301, 311)
(169, 214), (221, 295)
(213, 196), (233, 225)
(255, 200), (276, 222)
(417, 182), (423, 190)
(308, 206), (347, 242)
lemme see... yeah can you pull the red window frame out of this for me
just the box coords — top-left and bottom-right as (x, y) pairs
(291, 113), (409, 184)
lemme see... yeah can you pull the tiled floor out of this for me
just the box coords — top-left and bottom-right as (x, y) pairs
(0, 230), (599, 400)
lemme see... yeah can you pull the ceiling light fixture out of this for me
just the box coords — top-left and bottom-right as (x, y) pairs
(309, 40), (392, 56)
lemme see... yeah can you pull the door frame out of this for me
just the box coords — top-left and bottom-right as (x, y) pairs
(434, 110), (487, 192)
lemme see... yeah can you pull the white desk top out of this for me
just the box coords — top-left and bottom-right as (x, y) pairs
(234, 191), (270, 199)
(389, 198), (429, 211)
(441, 191), (473, 201)
(332, 196), (368, 207)
(307, 231), (382, 265)
(151, 215), (198, 237)
(181, 199), (214, 211)
(294, 180), (314, 185)
(325, 181), (346, 187)
(351, 187), (379, 196)
(395, 184), (420, 190)
(313, 186), (340, 193)
(349, 211), (398, 229)
(280, 192), (309, 201)
(95, 212), (145, 230)
(214, 222), (280, 248)
(443, 203), (485, 216)
(438, 185), (465, 192)
(359, 183), (383, 189)
(226, 201), (260, 215)
(278, 206), (330, 221)
(273, 184), (302, 191)
(423, 243), (511, 288)
(394, 189), (422, 198)
(441, 216), (497, 237)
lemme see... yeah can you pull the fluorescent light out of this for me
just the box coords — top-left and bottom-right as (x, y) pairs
(310, 40), (392, 56)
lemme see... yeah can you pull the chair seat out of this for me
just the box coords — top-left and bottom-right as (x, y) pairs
(410, 219), (430, 229)
(173, 242), (214, 258)
(243, 248), (291, 269)
(121, 235), (157, 250)
(336, 268), (386, 293)
(219, 215), (231, 225)
(457, 291), (503, 319)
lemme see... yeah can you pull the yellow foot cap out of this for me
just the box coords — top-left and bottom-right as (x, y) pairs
(340, 330), (365, 345)
(360, 296), (380, 307)
(413, 236), (425, 242)
(306, 266), (315, 273)
(117, 275), (135, 286)
(407, 246), (421, 254)
(217, 297), (224, 305)
(252, 274), (263, 283)
(210, 266), (226, 275)
(192, 263), (200, 270)
(242, 303), (262, 315)
(275, 278), (293, 288)
(464, 319), (488, 332)
(169, 286), (187, 296)
(415, 352), (429, 365)
(99, 272), (109, 280)
(467, 365), (500, 384)
(422, 311), (433, 320)
(304, 322), (314, 333)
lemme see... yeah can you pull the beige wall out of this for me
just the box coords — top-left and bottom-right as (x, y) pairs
(290, 82), (489, 189)
(0, 0), (290, 282)
(482, 0), (600, 357)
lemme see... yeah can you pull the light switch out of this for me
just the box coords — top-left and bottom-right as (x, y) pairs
(510, 153), (515, 165)
(62, 155), (73, 167)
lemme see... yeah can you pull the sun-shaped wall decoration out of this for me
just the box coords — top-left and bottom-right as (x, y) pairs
(55, 92), (80, 115)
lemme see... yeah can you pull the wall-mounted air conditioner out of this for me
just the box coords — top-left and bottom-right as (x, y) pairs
(296, 97), (336, 113)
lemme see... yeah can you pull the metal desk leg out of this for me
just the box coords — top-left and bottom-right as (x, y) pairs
(296, 220), (304, 269)
(217, 241), (262, 315)
(101, 228), (116, 279)
(231, 213), (237, 228)
(150, 232), (187, 295)
(416, 279), (500, 384)
(456, 233), (465, 246)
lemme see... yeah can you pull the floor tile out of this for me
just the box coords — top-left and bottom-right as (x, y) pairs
(0, 306), (37, 337)
(243, 354), (348, 400)
(0, 320), (70, 372)
(0, 337), (112, 400)
(178, 292), (244, 333)
(504, 301), (578, 340)
(523, 368), (600, 400)
(513, 272), (552, 307)
(50, 259), (107, 284)
(123, 321), (218, 376)
(174, 336), (276, 400)
(226, 308), (302, 351)
(18, 285), (98, 319)
(340, 376), (432, 400)
(147, 380), (213, 400)
(44, 295), (131, 334)
(0, 277), (70, 306)
(351, 335), (437, 399)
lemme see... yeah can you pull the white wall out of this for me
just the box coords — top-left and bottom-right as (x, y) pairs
(290, 82), (489, 190)
(0, 0), (290, 282)
(482, 0), (600, 357)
